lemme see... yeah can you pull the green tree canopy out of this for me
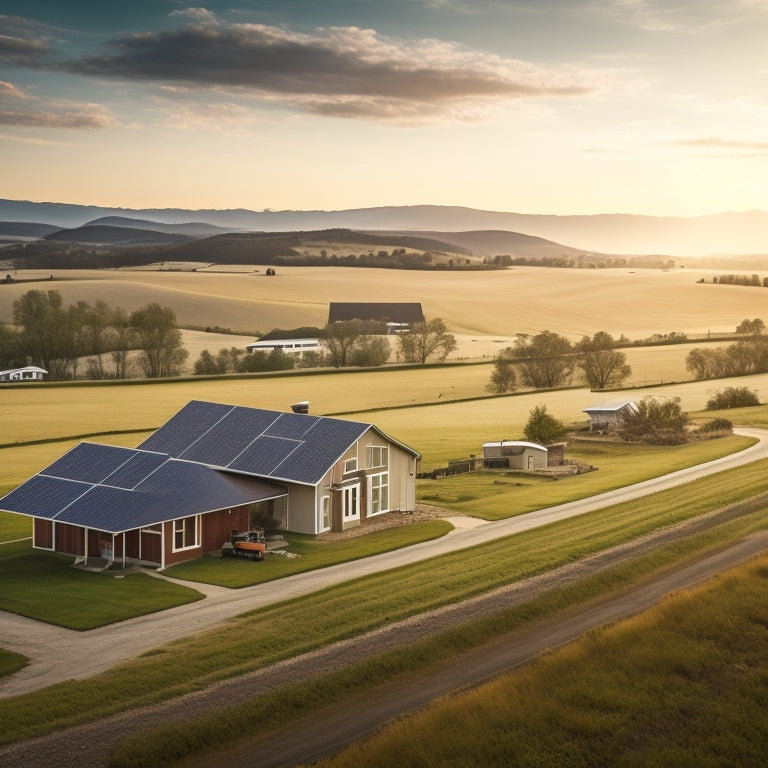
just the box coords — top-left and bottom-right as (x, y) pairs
(523, 405), (567, 444)
(130, 303), (188, 378)
(618, 396), (690, 445)
(511, 331), (574, 389)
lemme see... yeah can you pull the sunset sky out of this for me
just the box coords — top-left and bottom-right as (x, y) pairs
(1, 1), (766, 216)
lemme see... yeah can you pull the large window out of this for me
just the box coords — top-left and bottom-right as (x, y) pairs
(367, 445), (387, 468)
(173, 515), (199, 551)
(321, 495), (330, 531)
(369, 473), (389, 516)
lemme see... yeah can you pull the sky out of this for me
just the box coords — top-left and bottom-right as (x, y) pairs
(1, 0), (767, 216)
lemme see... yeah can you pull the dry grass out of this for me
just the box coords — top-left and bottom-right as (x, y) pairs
(1, 266), (765, 340)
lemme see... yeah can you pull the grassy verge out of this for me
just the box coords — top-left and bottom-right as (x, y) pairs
(107, 506), (768, 767)
(417, 434), (755, 519)
(1, 459), (766, 746)
(303, 548), (768, 768)
(164, 520), (453, 587)
(0, 546), (204, 630)
(0, 511), (31, 543)
(0, 650), (27, 681)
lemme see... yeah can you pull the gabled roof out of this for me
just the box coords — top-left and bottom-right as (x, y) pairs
(0, 442), (285, 534)
(583, 398), (638, 414)
(139, 400), (419, 486)
(328, 302), (424, 324)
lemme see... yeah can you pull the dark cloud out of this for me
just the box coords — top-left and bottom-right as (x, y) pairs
(0, 16), (50, 64)
(65, 22), (590, 117)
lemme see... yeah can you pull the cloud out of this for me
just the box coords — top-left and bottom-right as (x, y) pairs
(0, 16), (50, 63)
(0, 82), (115, 129)
(674, 136), (768, 157)
(65, 19), (592, 120)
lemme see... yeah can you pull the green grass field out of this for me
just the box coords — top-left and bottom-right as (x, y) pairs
(1, 458), (766, 750)
(306, 551), (768, 768)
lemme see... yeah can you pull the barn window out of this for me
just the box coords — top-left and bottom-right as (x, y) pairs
(173, 515), (199, 551)
(369, 473), (389, 516)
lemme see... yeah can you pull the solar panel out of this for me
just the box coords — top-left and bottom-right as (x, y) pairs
(102, 450), (168, 490)
(0, 475), (90, 519)
(178, 407), (278, 465)
(228, 436), (303, 476)
(139, 400), (233, 455)
(43, 443), (136, 484)
(264, 412), (320, 440)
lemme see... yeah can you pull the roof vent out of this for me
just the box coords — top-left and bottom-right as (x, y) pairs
(291, 401), (309, 414)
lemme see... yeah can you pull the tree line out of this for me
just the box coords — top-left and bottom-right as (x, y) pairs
(0, 289), (187, 380)
(193, 318), (458, 375)
(685, 319), (768, 380)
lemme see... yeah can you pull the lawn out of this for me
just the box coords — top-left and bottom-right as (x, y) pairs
(417, 434), (756, 519)
(164, 520), (453, 587)
(0, 542), (204, 630)
(2, 459), (766, 749)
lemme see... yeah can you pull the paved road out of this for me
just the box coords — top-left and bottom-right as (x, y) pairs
(0, 427), (766, 698)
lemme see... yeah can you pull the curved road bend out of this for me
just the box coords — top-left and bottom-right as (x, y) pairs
(0, 427), (767, 699)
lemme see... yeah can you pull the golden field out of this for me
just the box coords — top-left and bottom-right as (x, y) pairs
(1, 265), (765, 340)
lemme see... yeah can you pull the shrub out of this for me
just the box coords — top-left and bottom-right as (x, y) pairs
(706, 386), (760, 410)
(698, 418), (733, 434)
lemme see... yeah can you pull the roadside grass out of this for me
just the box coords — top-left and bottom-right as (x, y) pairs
(108, 507), (768, 768)
(0, 544), (204, 630)
(303, 551), (768, 768)
(417, 434), (755, 518)
(0, 650), (27, 681)
(1, 459), (766, 747)
(164, 520), (453, 587)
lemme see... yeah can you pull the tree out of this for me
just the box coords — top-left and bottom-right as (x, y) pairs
(706, 386), (760, 410)
(511, 331), (574, 388)
(618, 396), (690, 445)
(735, 318), (765, 335)
(487, 357), (517, 393)
(576, 331), (632, 390)
(321, 320), (387, 368)
(397, 318), (457, 364)
(110, 307), (132, 379)
(130, 303), (188, 378)
(348, 336), (391, 367)
(523, 405), (567, 444)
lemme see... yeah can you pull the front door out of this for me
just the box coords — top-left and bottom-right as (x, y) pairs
(342, 484), (360, 523)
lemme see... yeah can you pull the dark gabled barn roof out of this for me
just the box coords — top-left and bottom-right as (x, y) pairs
(0, 442), (285, 535)
(328, 302), (424, 324)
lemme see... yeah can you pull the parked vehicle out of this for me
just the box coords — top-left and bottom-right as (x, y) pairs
(221, 529), (266, 561)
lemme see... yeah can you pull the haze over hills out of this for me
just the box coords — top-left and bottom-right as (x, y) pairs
(0, 199), (766, 257)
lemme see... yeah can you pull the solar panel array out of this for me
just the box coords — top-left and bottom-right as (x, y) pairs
(0, 441), (286, 534)
(139, 400), (371, 485)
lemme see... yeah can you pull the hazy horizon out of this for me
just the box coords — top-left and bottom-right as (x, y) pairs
(2, 2), (767, 217)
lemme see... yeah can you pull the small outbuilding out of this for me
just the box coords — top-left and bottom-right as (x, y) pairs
(482, 440), (549, 470)
(583, 398), (638, 432)
(0, 366), (48, 382)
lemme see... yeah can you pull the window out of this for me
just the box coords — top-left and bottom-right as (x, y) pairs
(367, 445), (387, 468)
(343, 457), (358, 474)
(173, 516), (199, 551)
(321, 495), (330, 530)
(342, 485), (359, 519)
(369, 473), (389, 516)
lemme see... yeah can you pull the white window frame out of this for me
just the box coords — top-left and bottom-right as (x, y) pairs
(342, 484), (360, 520)
(368, 472), (389, 516)
(343, 457), (358, 474)
(172, 515), (200, 552)
(367, 445), (388, 468)
(320, 494), (331, 532)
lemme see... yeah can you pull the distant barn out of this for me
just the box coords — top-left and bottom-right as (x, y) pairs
(328, 302), (424, 333)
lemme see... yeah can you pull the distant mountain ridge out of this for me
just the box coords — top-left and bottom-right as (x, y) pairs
(0, 198), (766, 256)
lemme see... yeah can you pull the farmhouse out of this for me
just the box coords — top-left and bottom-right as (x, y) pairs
(0, 366), (48, 382)
(583, 398), (639, 432)
(0, 400), (420, 568)
(328, 302), (424, 333)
